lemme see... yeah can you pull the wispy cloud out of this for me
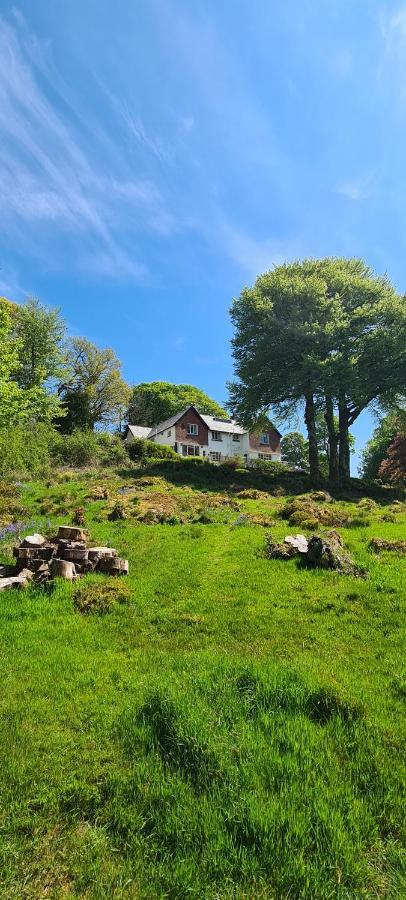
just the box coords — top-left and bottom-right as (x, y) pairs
(0, 15), (175, 279)
(335, 175), (374, 201)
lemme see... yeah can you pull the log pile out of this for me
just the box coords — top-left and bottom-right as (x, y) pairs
(0, 525), (129, 591)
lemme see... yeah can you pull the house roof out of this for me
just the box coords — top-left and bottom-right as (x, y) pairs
(125, 424), (153, 439)
(147, 407), (193, 438)
(200, 414), (247, 435)
(128, 405), (282, 440)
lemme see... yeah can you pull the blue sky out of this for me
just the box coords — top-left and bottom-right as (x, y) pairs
(0, 0), (405, 470)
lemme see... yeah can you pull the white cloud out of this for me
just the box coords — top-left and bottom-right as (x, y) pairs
(0, 15), (176, 280)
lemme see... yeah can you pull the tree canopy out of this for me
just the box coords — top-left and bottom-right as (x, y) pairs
(58, 338), (130, 432)
(127, 382), (226, 427)
(0, 301), (61, 426)
(229, 258), (405, 485)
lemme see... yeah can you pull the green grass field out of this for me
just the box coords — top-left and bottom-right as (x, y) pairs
(0, 464), (405, 898)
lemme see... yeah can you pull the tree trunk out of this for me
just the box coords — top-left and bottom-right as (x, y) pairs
(324, 394), (339, 486)
(338, 394), (351, 486)
(304, 392), (321, 484)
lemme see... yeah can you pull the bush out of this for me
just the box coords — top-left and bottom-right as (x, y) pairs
(73, 580), (131, 615)
(126, 438), (178, 463)
(248, 459), (289, 477)
(0, 423), (56, 479)
(51, 430), (127, 468)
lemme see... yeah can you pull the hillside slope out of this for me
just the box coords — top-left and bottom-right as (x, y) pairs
(0, 463), (405, 899)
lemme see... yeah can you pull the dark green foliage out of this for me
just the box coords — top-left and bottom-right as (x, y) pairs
(126, 437), (179, 462)
(248, 458), (288, 476)
(52, 430), (128, 468)
(0, 423), (57, 479)
(281, 431), (309, 469)
(127, 381), (226, 427)
(361, 415), (400, 481)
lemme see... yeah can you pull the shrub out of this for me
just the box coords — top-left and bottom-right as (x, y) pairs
(126, 438), (178, 462)
(0, 424), (56, 480)
(73, 580), (131, 615)
(51, 430), (127, 468)
(248, 459), (289, 477)
(108, 500), (128, 521)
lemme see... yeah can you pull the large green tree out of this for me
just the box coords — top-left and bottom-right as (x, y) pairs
(127, 382), (226, 427)
(229, 258), (405, 486)
(58, 338), (130, 432)
(13, 297), (67, 390)
(0, 302), (60, 426)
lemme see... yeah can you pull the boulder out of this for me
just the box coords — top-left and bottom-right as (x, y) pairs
(284, 534), (308, 554)
(305, 530), (361, 574)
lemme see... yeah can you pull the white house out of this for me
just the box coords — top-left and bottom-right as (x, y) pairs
(124, 405), (282, 463)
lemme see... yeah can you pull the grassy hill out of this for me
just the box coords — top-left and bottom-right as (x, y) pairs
(0, 461), (405, 898)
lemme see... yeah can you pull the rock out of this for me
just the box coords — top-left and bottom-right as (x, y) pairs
(21, 533), (46, 548)
(57, 525), (88, 543)
(266, 538), (298, 560)
(305, 530), (361, 575)
(49, 558), (77, 580)
(284, 534), (308, 554)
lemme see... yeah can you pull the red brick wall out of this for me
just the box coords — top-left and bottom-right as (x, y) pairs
(249, 429), (281, 452)
(175, 409), (209, 446)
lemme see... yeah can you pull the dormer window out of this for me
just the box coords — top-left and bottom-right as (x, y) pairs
(260, 433), (270, 445)
(187, 423), (198, 436)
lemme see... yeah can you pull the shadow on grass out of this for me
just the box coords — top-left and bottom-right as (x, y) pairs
(117, 459), (403, 503)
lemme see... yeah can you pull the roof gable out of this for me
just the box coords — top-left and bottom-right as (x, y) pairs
(148, 405), (208, 437)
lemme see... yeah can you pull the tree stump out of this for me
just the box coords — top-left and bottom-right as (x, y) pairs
(49, 558), (77, 580)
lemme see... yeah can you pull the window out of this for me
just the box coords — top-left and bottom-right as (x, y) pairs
(187, 423), (198, 436)
(182, 444), (200, 456)
(210, 451), (222, 462)
(211, 430), (222, 441)
(232, 434), (240, 442)
(260, 433), (270, 445)
(258, 452), (272, 460)
(167, 429), (171, 437)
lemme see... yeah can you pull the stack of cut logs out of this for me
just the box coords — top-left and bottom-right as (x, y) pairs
(0, 525), (129, 591)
